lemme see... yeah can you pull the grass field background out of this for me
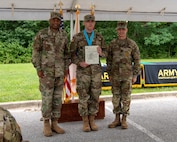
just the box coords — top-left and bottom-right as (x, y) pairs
(0, 64), (41, 102)
(0, 59), (177, 102)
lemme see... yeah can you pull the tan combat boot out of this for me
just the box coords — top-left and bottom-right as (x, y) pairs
(43, 119), (52, 137)
(82, 116), (91, 132)
(108, 113), (121, 128)
(89, 115), (98, 131)
(51, 118), (65, 134)
(121, 115), (128, 129)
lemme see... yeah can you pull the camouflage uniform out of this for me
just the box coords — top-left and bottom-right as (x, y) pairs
(70, 28), (107, 117)
(107, 28), (141, 115)
(0, 107), (22, 142)
(32, 26), (69, 120)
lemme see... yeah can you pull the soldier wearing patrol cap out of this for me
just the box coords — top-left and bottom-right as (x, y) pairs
(84, 14), (95, 21)
(107, 21), (141, 129)
(116, 21), (127, 29)
(70, 14), (108, 132)
(32, 12), (70, 137)
(50, 11), (61, 20)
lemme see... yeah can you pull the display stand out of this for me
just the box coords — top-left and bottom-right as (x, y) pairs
(58, 99), (105, 123)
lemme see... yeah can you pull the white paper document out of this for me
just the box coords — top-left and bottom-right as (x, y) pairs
(85, 46), (99, 64)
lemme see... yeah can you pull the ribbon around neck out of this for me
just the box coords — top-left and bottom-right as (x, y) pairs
(84, 29), (94, 46)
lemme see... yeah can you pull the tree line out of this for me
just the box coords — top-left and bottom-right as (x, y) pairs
(0, 21), (177, 64)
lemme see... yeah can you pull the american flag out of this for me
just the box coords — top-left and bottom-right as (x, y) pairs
(59, 12), (72, 103)
(64, 70), (71, 103)
(60, 14), (64, 30)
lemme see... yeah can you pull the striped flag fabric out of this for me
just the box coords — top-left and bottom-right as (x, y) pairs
(69, 64), (77, 97)
(73, 9), (80, 35)
(59, 10), (72, 102)
(60, 14), (64, 30)
(64, 70), (72, 103)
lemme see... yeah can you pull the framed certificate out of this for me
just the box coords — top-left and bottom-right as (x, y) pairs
(85, 46), (99, 64)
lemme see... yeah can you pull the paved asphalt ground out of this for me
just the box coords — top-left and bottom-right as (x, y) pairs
(0, 91), (177, 142)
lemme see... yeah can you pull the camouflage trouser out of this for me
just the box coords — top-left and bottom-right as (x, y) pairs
(76, 71), (102, 116)
(39, 76), (63, 120)
(111, 78), (132, 115)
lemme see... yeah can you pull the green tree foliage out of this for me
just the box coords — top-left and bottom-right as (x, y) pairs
(0, 20), (177, 63)
(142, 22), (174, 57)
(125, 22), (177, 58)
(95, 21), (117, 45)
(0, 21), (48, 63)
(0, 41), (32, 63)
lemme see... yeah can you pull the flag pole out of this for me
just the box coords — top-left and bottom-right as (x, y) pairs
(70, 13), (74, 41)
(71, 4), (80, 102)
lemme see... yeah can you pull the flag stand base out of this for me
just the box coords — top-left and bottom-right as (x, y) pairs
(58, 98), (105, 123)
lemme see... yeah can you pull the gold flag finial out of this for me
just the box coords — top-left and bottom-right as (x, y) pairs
(75, 4), (80, 15)
(90, 3), (95, 16)
(58, 1), (63, 15)
(53, 4), (57, 12)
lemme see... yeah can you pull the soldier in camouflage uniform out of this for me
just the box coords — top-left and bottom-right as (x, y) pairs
(0, 106), (29, 142)
(107, 21), (141, 129)
(32, 12), (70, 137)
(70, 14), (107, 132)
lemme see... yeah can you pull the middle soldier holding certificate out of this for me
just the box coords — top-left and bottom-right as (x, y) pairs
(70, 14), (107, 132)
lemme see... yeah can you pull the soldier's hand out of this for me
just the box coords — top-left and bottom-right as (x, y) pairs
(109, 76), (112, 82)
(79, 62), (89, 68)
(97, 46), (103, 56)
(37, 71), (44, 78)
(132, 77), (137, 84)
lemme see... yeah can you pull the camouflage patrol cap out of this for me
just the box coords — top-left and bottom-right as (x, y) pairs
(84, 14), (95, 22)
(117, 21), (128, 29)
(50, 11), (61, 20)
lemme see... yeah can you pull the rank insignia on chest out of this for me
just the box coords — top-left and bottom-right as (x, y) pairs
(124, 51), (129, 57)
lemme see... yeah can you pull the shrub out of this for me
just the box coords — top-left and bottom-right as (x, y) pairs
(0, 41), (32, 64)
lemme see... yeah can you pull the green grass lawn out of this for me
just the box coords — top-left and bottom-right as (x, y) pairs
(0, 64), (41, 102)
(0, 59), (177, 102)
